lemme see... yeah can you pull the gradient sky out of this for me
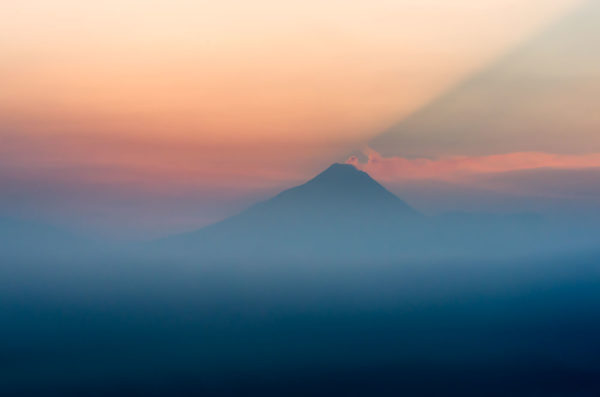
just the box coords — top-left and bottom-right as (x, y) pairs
(1, 0), (594, 238)
(371, 0), (600, 157)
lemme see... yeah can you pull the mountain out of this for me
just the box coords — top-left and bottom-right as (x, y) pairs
(161, 163), (423, 261)
(157, 163), (599, 263)
(370, 2), (600, 157)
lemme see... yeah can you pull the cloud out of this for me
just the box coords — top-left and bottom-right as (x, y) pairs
(347, 147), (600, 183)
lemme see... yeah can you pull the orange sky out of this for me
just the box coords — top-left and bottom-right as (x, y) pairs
(2, 1), (580, 148)
(1, 0), (593, 236)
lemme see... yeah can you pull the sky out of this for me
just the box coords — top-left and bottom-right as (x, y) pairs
(370, 0), (600, 157)
(0, 0), (594, 238)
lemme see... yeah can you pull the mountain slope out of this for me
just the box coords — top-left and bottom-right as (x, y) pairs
(162, 163), (422, 261)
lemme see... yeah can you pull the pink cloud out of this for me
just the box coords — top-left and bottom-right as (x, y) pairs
(347, 148), (600, 182)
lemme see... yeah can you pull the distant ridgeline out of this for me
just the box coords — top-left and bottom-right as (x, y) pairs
(0, 216), (95, 260)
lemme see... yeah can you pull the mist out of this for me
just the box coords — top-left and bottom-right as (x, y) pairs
(2, 165), (600, 395)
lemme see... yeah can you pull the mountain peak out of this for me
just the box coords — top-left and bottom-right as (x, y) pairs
(274, 162), (417, 214)
(322, 162), (360, 174)
(308, 163), (371, 187)
(162, 161), (421, 259)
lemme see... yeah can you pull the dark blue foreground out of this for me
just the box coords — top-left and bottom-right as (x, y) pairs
(2, 252), (600, 396)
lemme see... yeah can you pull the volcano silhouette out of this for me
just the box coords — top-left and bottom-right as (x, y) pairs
(164, 163), (422, 261)
(160, 163), (572, 261)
